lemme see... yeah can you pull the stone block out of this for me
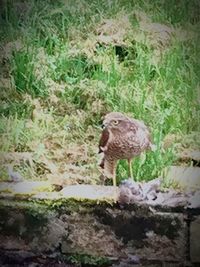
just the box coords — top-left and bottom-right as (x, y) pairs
(0, 198), (187, 264)
(165, 166), (200, 190)
(190, 216), (200, 263)
(0, 184), (192, 265)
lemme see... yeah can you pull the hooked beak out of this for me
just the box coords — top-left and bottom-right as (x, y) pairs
(101, 122), (108, 129)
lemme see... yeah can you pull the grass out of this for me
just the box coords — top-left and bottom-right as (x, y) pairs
(0, 0), (199, 184)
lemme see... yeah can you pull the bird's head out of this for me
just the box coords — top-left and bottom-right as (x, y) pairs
(102, 112), (130, 132)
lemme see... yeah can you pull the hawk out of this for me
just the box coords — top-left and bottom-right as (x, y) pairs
(98, 112), (155, 186)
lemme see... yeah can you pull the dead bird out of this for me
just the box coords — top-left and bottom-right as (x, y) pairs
(118, 177), (161, 204)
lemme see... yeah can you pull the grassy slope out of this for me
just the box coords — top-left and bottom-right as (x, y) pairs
(0, 0), (199, 184)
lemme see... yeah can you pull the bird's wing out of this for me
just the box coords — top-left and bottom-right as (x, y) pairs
(99, 128), (110, 153)
(132, 119), (154, 148)
(127, 119), (151, 148)
(130, 118), (149, 133)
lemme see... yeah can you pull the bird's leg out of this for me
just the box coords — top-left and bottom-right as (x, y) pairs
(112, 171), (117, 187)
(128, 158), (134, 181)
(111, 161), (117, 187)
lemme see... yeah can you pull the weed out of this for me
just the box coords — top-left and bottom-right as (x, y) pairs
(0, 0), (199, 184)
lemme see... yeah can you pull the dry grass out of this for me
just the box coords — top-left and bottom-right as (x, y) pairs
(0, 0), (199, 185)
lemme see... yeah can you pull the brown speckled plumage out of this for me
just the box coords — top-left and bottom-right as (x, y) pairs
(98, 112), (154, 186)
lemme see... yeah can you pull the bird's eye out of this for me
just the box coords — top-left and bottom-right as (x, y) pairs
(113, 120), (119, 125)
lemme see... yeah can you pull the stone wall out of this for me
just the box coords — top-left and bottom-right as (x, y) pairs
(0, 183), (199, 266)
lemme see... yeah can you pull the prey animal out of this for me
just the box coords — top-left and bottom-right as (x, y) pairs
(98, 112), (155, 186)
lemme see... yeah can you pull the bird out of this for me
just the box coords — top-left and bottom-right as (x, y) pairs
(98, 112), (155, 186)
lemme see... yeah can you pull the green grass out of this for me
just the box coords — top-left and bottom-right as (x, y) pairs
(0, 0), (199, 184)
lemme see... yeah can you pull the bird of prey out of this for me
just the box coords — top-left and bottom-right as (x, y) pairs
(98, 112), (155, 186)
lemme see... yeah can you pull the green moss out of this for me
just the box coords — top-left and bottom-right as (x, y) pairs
(0, 188), (12, 194)
(30, 197), (115, 215)
(66, 253), (112, 266)
(0, 184), (57, 199)
(0, 200), (50, 238)
(0, 196), (115, 218)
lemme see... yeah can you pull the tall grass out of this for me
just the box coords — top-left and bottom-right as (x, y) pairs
(0, 0), (199, 183)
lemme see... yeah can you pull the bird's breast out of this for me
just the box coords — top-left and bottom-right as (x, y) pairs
(105, 130), (150, 159)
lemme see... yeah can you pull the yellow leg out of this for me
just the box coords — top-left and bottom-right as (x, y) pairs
(112, 161), (117, 187)
(128, 158), (134, 180)
(112, 172), (117, 187)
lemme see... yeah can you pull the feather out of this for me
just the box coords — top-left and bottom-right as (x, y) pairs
(99, 158), (105, 168)
(98, 128), (110, 153)
(101, 157), (116, 177)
